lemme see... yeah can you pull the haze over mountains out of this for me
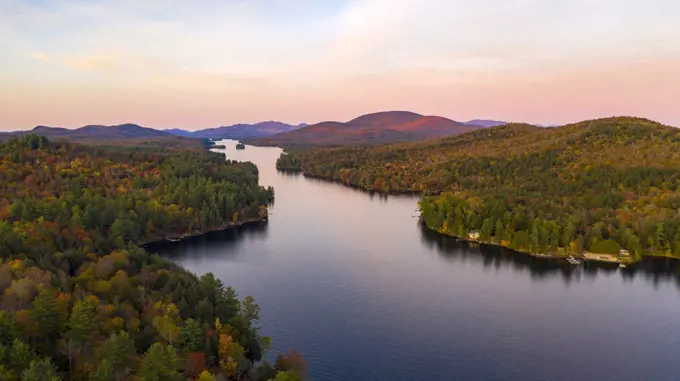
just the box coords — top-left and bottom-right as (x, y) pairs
(0, 123), (172, 141)
(0, 123), (210, 149)
(252, 111), (485, 147)
(0, 112), (516, 146)
(252, 111), (480, 147)
(165, 121), (307, 140)
(464, 119), (508, 128)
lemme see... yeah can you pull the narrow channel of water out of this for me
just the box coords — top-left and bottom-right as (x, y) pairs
(149, 140), (680, 381)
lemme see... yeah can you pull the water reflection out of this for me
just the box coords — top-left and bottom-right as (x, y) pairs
(145, 222), (269, 261)
(151, 217), (680, 292)
(419, 221), (680, 290)
(154, 140), (680, 381)
(298, 175), (412, 201)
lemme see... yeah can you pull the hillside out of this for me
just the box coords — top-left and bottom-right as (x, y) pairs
(166, 121), (305, 140)
(163, 128), (194, 137)
(252, 111), (478, 147)
(0, 123), (210, 150)
(277, 117), (680, 260)
(0, 134), (305, 380)
(1, 123), (172, 141)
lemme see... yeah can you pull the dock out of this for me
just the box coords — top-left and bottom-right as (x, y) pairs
(583, 253), (621, 264)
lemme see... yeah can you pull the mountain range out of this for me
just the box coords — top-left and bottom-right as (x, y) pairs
(0, 123), (214, 150)
(251, 111), (483, 147)
(164, 122), (308, 140)
(0, 113), (515, 147)
(0, 123), (172, 141)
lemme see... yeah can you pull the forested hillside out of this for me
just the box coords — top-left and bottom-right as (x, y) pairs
(253, 111), (478, 147)
(166, 122), (305, 140)
(0, 124), (172, 141)
(0, 135), (304, 380)
(278, 117), (680, 260)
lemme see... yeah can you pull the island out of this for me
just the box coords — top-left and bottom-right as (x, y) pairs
(276, 152), (302, 172)
(236, 142), (246, 150)
(273, 117), (680, 264)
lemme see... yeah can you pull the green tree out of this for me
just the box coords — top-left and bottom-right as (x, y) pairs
(93, 332), (135, 381)
(493, 219), (504, 242)
(561, 220), (575, 250)
(21, 358), (60, 381)
(649, 223), (670, 254)
(480, 218), (493, 242)
(181, 318), (204, 353)
(139, 343), (184, 381)
(31, 290), (64, 346)
(67, 299), (98, 373)
(242, 296), (260, 326)
(627, 235), (643, 259)
(9, 339), (33, 376)
(0, 311), (15, 346)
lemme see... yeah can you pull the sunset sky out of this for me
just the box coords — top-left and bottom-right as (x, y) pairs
(1, 0), (679, 130)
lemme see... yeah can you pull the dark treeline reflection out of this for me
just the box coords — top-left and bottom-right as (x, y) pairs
(149, 141), (680, 381)
(294, 174), (410, 201)
(419, 222), (680, 290)
(145, 221), (269, 260)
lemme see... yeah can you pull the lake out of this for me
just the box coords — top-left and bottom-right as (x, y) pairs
(149, 140), (680, 381)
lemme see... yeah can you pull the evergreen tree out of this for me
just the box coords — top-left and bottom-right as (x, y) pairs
(181, 318), (204, 353)
(21, 358), (61, 381)
(139, 343), (184, 381)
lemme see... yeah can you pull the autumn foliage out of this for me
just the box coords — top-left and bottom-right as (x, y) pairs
(0, 135), (299, 380)
(281, 117), (680, 259)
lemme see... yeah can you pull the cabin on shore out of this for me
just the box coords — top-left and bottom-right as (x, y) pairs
(468, 230), (480, 241)
(620, 249), (630, 257)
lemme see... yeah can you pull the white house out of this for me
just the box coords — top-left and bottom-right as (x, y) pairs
(468, 231), (480, 241)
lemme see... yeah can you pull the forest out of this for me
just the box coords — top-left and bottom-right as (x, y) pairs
(277, 117), (680, 260)
(0, 135), (304, 380)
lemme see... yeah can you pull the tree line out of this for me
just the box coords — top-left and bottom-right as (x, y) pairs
(277, 117), (680, 260)
(0, 135), (303, 380)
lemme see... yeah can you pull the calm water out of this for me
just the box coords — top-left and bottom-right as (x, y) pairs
(150, 140), (680, 381)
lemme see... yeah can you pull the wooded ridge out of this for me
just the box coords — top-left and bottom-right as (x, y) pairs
(277, 117), (680, 261)
(0, 135), (304, 381)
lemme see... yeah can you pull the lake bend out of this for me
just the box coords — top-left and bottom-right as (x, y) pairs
(146, 140), (680, 381)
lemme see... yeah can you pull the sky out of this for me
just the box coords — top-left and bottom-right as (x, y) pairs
(1, 0), (679, 130)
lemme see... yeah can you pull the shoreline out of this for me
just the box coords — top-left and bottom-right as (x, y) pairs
(278, 164), (680, 265)
(419, 222), (652, 265)
(277, 168), (429, 196)
(141, 217), (268, 246)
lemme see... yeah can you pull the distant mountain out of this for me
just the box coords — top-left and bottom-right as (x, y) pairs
(464, 119), (508, 128)
(163, 128), (194, 137)
(165, 122), (304, 140)
(251, 111), (479, 147)
(1, 123), (173, 141)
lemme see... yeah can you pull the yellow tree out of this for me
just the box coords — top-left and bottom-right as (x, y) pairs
(218, 334), (245, 378)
